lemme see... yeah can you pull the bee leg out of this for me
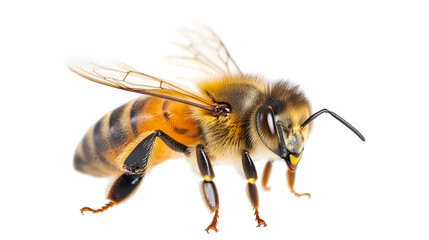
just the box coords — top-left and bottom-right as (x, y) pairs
(286, 168), (311, 199)
(261, 160), (274, 191)
(80, 173), (144, 214)
(81, 130), (188, 215)
(122, 130), (188, 174)
(201, 181), (219, 233)
(80, 201), (116, 214)
(196, 145), (219, 233)
(242, 151), (267, 228)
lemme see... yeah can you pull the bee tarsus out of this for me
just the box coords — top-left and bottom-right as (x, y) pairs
(80, 201), (116, 215)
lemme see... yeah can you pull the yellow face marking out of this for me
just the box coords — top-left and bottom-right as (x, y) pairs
(290, 152), (302, 166)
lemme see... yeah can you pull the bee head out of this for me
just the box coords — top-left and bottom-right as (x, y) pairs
(255, 103), (311, 171)
(255, 98), (365, 171)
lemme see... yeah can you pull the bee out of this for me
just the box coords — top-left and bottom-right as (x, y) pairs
(69, 23), (365, 233)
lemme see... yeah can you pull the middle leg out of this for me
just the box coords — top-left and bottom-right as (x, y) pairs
(196, 144), (220, 233)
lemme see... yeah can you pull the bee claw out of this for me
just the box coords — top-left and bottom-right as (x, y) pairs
(205, 225), (218, 233)
(256, 219), (267, 228)
(205, 209), (219, 233)
(254, 209), (267, 228)
(80, 207), (91, 215)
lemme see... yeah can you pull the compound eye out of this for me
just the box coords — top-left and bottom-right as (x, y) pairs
(256, 105), (277, 140)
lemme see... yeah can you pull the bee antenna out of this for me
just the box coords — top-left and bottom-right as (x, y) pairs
(301, 109), (365, 141)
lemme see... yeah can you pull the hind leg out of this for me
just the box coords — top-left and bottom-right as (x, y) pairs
(80, 130), (188, 214)
(80, 173), (144, 214)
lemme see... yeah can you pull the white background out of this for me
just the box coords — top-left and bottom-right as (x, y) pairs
(1, 0), (428, 239)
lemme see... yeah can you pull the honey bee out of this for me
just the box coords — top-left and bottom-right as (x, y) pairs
(69, 23), (365, 233)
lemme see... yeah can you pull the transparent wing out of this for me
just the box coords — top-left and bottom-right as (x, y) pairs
(167, 22), (242, 77)
(68, 59), (217, 112)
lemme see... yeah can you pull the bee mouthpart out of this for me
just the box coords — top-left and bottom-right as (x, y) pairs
(283, 151), (303, 171)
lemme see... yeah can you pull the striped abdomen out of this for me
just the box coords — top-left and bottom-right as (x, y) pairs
(74, 96), (200, 177)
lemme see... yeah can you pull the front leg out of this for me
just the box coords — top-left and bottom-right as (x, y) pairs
(286, 168), (311, 199)
(242, 151), (267, 228)
(261, 160), (274, 191)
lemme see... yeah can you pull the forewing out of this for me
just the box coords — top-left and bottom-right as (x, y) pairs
(167, 22), (242, 77)
(68, 59), (216, 112)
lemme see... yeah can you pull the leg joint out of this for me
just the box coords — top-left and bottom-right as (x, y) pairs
(155, 130), (189, 154)
(123, 130), (188, 173)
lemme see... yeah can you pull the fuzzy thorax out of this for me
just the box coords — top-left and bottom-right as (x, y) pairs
(193, 75), (311, 161)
